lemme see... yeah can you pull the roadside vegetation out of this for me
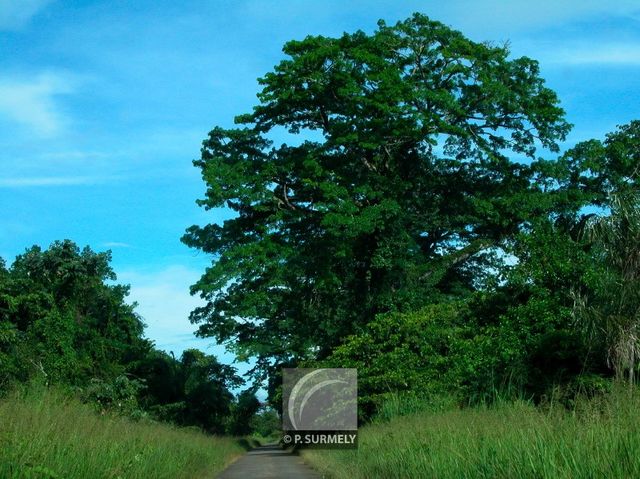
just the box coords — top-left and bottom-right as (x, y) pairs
(302, 388), (640, 478)
(0, 386), (246, 479)
(0, 241), (265, 475)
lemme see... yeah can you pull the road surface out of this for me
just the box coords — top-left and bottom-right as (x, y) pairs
(217, 444), (322, 479)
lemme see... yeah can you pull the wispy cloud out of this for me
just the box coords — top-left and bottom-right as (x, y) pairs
(102, 241), (132, 248)
(239, 0), (640, 38)
(0, 0), (52, 30)
(0, 176), (101, 187)
(39, 150), (111, 162)
(0, 73), (73, 137)
(118, 265), (232, 357)
(446, 0), (640, 33)
(544, 43), (640, 66)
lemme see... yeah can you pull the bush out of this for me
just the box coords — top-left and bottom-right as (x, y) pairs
(318, 302), (469, 418)
(82, 375), (146, 418)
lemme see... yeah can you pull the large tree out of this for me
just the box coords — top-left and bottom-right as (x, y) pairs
(183, 14), (576, 379)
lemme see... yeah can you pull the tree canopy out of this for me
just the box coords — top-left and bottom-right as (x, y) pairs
(183, 13), (582, 379)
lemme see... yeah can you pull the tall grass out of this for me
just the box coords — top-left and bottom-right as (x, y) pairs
(0, 386), (246, 478)
(302, 388), (640, 478)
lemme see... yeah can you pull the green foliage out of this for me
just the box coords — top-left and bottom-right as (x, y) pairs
(317, 303), (467, 416)
(3, 14), (638, 465)
(178, 349), (241, 432)
(0, 240), (150, 388)
(136, 349), (242, 434)
(557, 120), (640, 202)
(250, 406), (281, 438)
(227, 389), (261, 436)
(319, 210), (614, 415)
(82, 375), (146, 418)
(372, 391), (459, 423)
(184, 13), (577, 382)
(575, 193), (640, 384)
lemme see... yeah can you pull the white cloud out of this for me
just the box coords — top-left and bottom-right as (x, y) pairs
(118, 265), (237, 361)
(0, 0), (52, 29)
(0, 175), (100, 187)
(0, 73), (73, 137)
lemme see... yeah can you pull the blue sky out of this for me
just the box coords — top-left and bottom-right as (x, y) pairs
(1, 0), (639, 374)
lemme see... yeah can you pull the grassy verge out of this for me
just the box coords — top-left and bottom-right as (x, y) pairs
(0, 387), (247, 479)
(302, 390), (640, 478)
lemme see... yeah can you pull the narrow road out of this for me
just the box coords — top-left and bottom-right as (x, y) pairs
(217, 444), (322, 479)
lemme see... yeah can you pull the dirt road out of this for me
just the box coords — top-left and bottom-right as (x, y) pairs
(217, 445), (322, 479)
